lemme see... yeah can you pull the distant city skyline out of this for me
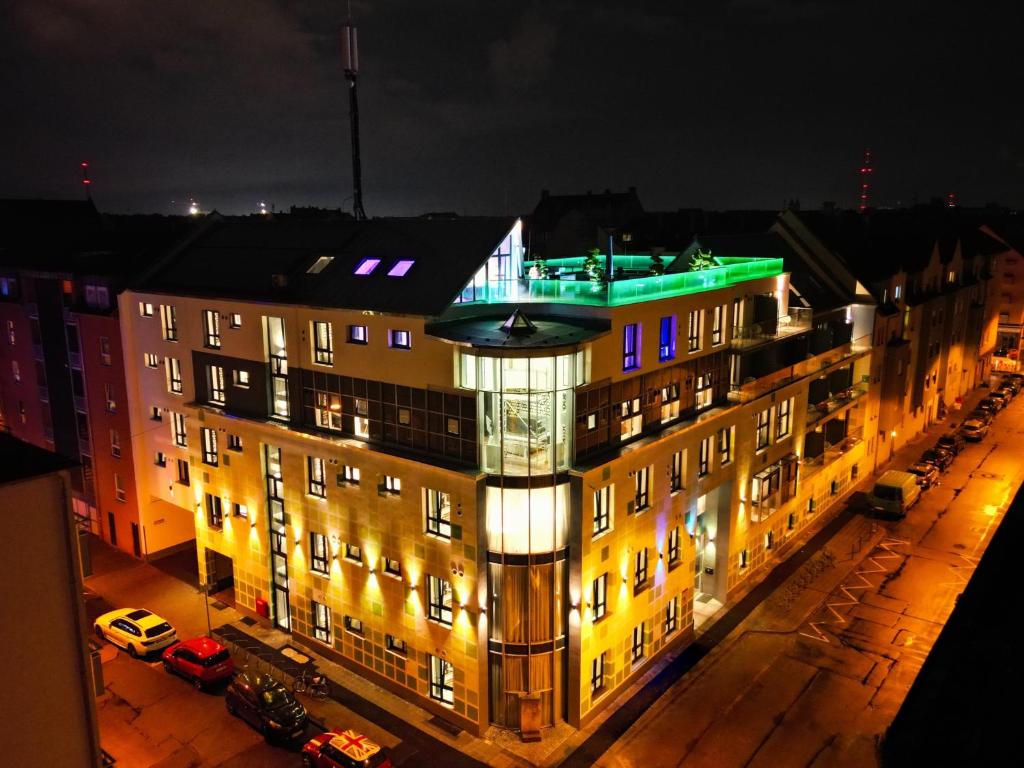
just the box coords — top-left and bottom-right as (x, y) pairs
(3, 0), (1022, 215)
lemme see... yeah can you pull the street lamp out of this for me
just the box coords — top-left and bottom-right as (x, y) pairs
(198, 580), (212, 637)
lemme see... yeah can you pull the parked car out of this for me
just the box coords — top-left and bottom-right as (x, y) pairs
(1004, 372), (1024, 383)
(995, 386), (1015, 403)
(978, 397), (1002, 413)
(1003, 378), (1022, 394)
(226, 670), (307, 741)
(302, 729), (392, 768)
(162, 637), (234, 690)
(960, 418), (989, 441)
(94, 608), (177, 657)
(867, 470), (921, 518)
(987, 391), (1009, 409)
(906, 462), (939, 489)
(969, 408), (994, 425)
(936, 432), (965, 455)
(919, 447), (954, 472)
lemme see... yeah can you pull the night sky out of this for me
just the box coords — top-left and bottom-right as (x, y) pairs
(3, 1), (1022, 216)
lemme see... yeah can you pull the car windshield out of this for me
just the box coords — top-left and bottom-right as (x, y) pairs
(145, 622), (173, 638)
(360, 752), (390, 767)
(202, 650), (230, 667)
(874, 485), (900, 501)
(261, 687), (293, 709)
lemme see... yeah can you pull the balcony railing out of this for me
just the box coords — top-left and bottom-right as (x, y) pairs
(806, 384), (869, 428)
(731, 307), (813, 347)
(802, 427), (864, 477)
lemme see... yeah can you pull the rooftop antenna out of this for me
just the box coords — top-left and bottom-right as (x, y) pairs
(81, 161), (92, 201)
(341, 6), (367, 221)
(946, 192), (957, 208)
(858, 149), (873, 213)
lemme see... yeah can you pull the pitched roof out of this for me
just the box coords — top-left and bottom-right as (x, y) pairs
(135, 216), (516, 316)
(0, 434), (77, 485)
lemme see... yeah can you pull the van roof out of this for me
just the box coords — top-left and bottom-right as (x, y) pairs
(877, 469), (917, 485)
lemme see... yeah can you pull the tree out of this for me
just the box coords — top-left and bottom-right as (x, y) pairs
(649, 253), (666, 275)
(535, 258), (550, 279)
(583, 248), (606, 283)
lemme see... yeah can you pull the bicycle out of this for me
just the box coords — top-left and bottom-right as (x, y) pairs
(292, 669), (330, 699)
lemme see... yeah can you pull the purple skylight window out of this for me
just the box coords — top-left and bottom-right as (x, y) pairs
(387, 259), (415, 277)
(354, 258), (381, 275)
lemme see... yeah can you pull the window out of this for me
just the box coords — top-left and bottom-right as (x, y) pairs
(205, 493), (223, 528)
(207, 365), (225, 404)
(5, 320), (14, 345)
(661, 383), (680, 422)
(385, 635), (407, 655)
(398, 408), (411, 425)
(203, 309), (221, 348)
(384, 558), (402, 577)
(66, 323), (80, 355)
(670, 450), (685, 492)
(755, 408), (771, 450)
(144, 353), (158, 368)
(338, 465), (360, 485)
(233, 502), (247, 518)
(139, 302), (154, 317)
(310, 532), (330, 575)
(428, 655), (454, 705)
(712, 304), (725, 345)
(354, 257), (381, 275)
(160, 304), (178, 341)
(620, 397), (642, 440)
(155, 451), (167, 467)
(388, 329), (411, 350)
(229, 313), (242, 328)
(171, 412), (187, 447)
(894, 284), (902, 301)
(10, 360), (19, 383)
(201, 427), (218, 466)
(427, 575), (453, 626)
(776, 398), (792, 439)
(103, 383), (116, 413)
(85, 284), (110, 309)
(382, 475), (401, 495)
(634, 466), (650, 511)
(99, 337), (112, 365)
(695, 371), (713, 410)
(314, 391), (343, 431)
(664, 596), (679, 634)
(592, 573), (608, 620)
(593, 485), (612, 536)
(698, 436), (712, 477)
(165, 357), (183, 394)
(176, 458), (189, 485)
(668, 527), (681, 566)
(631, 623), (645, 664)
(338, 543), (359, 564)
(387, 259), (415, 277)
(623, 323), (641, 371)
(110, 428), (121, 458)
(344, 615), (363, 634)
(348, 324), (368, 344)
(354, 397), (369, 437)
(308, 456), (327, 497)
(233, 369), (250, 388)
(717, 426), (733, 465)
(307, 255), (334, 274)
(658, 316), (676, 362)
(587, 413), (597, 430)
(312, 321), (333, 365)
(446, 417), (460, 436)
(312, 601), (332, 643)
(425, 489), (452, 539)
(688, 309), (703, 352)
(227, 434), (242, 451)
(634, 547), (649, 591)
(591, 653), (606, 695)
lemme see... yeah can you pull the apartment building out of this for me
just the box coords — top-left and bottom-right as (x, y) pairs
(986, 222), (1024, 372)
(120, 213), (873, 736)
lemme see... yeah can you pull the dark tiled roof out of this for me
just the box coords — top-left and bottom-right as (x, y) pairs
(136, 216), (517, 316)
(0, 434), (77, 485)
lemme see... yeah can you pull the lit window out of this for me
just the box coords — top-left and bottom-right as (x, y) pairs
(232, 369), (250, 388)
(591, 652), (606, 694)
(307, 255), (334, 274)
(203, 309), (221, 349)
(631, 623), (645, 663)
(205, 492), (223, 528)
(99, 336), (112, 366)
(389, 329), (411, 349)
(160, 305), (178, 341)
(593, 485), (612, 536)
(165, 357), (183, 395)
(425, 489), (451, 538)
(664, 596), (679, 634)
(114, 473), (126, 502)
(344, 542), (362, 563)
(658, 316), (676, 362)
(201, 427), (218, 466)
(634, 547), (649, 591)
(110, 428), (121, 458)
(144, 353), (158, 368)
(338, 465), (360, 485)
(382, 475), (401, 495)
(718, 426), (733, 465)
(308, 456), (327, 498)
(11, 360), (19, 383)
(229, 313), (242, 328)
(312, 321), (333, 365)
(776, 398), (792, 439)
(592, 573), (608, 620)
(670, 450), (685, 491)
(347, 324), (368, 344)
(384, 557), (401, 577)
(155, 451), (167, 467)
(755, 408), (771, 450)
(139, 302), (154, 317)
(171, 413), (187, 448)
(688, 309), (703, 352)
(227, 434), (242, 451)
(207, 364), (225, 404)
(668, 527), (681, 566)
(310, 532), (330, 575)
(634, 466), (650, 512)
(427, 575), (453, 626)
(354, 257), (381, 275)
(233, 502), (247, 518)
(344, 615), (362, 635)
(623, 323), (641, 371)
(428, 655), (454, 705)
(387, 259), (415, 277)
(698, 436), (712, 477)
(385, 635), (407, 655)
(446, 417), (459, 436)
(176, 458), (189, 485)
(312, 602), (332, 643)
(314, 391), (342, 431)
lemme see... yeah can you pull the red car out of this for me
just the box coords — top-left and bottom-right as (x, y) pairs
(161, 637), (234, 689)
(302, 729), (392, 768)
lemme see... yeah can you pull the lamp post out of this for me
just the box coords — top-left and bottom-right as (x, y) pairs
(199, 580), (212, 638)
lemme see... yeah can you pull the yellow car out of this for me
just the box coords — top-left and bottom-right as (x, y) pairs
(94, 608), (177, 657)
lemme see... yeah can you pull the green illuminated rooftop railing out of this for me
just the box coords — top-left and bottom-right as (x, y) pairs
(461, 256), (784, 307)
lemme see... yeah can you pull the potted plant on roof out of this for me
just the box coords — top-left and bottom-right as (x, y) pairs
(583, 248), (606, 283)
(648, 253), (666, 276)
(535, 257), (550, 279)
(689, 248), (715, 272)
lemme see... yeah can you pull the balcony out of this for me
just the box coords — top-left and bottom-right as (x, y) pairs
(806, 384), (869, 428)
(730, 307), (813, 351)
(802, 426), (864, 479)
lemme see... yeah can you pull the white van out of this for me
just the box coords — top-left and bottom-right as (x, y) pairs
(867, 470), (921, 518)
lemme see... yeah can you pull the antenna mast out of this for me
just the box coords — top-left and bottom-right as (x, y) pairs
(81, 161), (92, 201)
(858, 149), (872, 213)
(341, 14), (366, 221)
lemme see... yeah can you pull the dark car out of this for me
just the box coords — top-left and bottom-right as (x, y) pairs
(995, 386), (1015, 403)
(1003, 378), (1023, 394)
(907, 462), (939, 489)
(936, 432), (965, 455)
(302, 729), (392, 768)
(969, 408), (994, 426)
(978, 397), (1001, 414)
(162, 636), (234, 690)
(988, 391), (1009, 409)
(226, 670), (307, 741)
(919, 447), (953, 471)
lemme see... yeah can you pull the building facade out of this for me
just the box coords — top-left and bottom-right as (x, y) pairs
(120, 214), (875, 735)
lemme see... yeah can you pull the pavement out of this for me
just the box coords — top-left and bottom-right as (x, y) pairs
(84, 380), (1019, 768)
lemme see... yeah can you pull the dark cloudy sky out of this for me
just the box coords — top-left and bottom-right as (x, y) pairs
(3, 0), (1022, 215)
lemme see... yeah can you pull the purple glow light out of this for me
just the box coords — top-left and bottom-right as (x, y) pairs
(354, 258), (381, 275)
(387, 259), (415, 277)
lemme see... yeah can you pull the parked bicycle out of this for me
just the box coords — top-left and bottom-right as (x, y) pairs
(292, 669), (330, 699)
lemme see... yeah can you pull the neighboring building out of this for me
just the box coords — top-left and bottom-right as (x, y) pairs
(0, 433), (102, 767)
(0, 200), (192, 559)
(986, 222), (1024, 372)
(120, 213), (874, 736)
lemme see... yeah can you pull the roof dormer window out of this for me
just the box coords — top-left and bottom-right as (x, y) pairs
(387, 259), (415, 277)
(307, 256), (334, 274)
(354, 257), (381, 275)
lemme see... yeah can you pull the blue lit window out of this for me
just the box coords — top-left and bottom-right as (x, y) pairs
(354, 257), (381, 275)
(389, 329), (411, 350)
(659, 316), (676, 362)
(623, 323), (641, 371)
(387, 259), (415, 277)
